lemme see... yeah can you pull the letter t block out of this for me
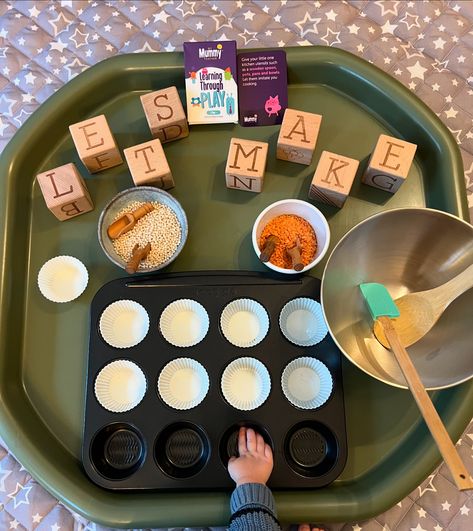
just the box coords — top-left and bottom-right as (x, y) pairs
(309, 151), (359, 208)
(362, 134), (417, 193)
(69, 114), (123, 174)
(36, 163), (94, 221)
(140, 86), (189, 143)
(277, 108), (322, 165)
(225, 137), (269, 193)
(124, 138), (175, 189)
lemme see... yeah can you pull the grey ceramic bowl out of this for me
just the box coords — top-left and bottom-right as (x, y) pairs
(98, 187), (188, 273)
(321, 208), (473, 390)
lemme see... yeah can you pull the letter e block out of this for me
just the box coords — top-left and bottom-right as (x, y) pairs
(277, 108), (322, 165)
(225, 138), (268, 193)
(309, 151), (359, 208)
(124, 138), (175, 190)
(36, 163), (93, 221)
(362, 134), (417, 193)
(69, 114), (123, 173)
(140, 86), (189, 143)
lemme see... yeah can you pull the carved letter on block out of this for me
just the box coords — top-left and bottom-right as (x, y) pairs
(362, 134), (417, 193)
(124, 138), (175, 190)
(36, 163), (94, 221)
(69, 114), (123, 173)
(309, 151), (359, 208)
(276, 108), (322, 165)
(140, 86), (189, 143)
(225, 137), (269, 193)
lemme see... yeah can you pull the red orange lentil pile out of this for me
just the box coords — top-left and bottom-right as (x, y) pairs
(259, 214), (317, 269)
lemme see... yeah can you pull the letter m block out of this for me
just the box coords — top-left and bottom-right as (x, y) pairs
(225, 137), (269, 193)
(362, 134), (417, 193)
(36, 163), (94, 221)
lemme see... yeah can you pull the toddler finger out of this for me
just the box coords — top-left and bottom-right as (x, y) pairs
(256, 432), (265, 453)
(238, 427), (247, 453)
(246, 427), (257, 452)
(264, 443), (273, 459)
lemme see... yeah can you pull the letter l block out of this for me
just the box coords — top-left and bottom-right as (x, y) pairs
(36, 163), (94, 221)
(362, 134), (417, 193)
(225, 137), (269, 193)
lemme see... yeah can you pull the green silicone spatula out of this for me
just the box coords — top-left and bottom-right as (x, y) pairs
(360, 282), (473, 492)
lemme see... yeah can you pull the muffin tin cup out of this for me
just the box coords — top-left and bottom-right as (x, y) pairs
(220, 298), (270, 348)
(279, 297), (328, 347)
(94, 359), (147, 413)
(157, 358), (209, 410)
(99, 299), (150, 349)
(281, 357), (333, 409)
(159, 299), (209, 347)
(221, 357), (271, 411)
(37, 255), (88, 303)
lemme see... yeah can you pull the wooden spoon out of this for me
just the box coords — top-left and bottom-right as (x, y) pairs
(374, 263), (473, 348)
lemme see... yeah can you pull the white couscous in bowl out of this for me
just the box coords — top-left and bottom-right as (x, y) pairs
(98, 186), (188, 273)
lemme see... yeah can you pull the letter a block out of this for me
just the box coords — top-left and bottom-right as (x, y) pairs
(124, 138), (175, 190)
(362, 134), (417, 193)
(225, 138), (269, 193)
(309, 151), (359, 208)
(69, 114), (123, 173)
(140, 86), (189, 143)
(277, 108), (322, 165)
(36, 163), (93, 221)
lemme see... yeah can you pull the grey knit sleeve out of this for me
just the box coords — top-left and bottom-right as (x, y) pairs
(229, 483), (281, 531)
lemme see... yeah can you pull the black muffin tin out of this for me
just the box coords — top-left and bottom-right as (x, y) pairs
(82, 271), (347, 490)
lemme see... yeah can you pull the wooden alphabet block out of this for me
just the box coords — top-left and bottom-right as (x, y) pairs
(36, 163), (93, 221)
(124, 138), (174, 189)
(225, 137), (269, 193)
(309, 151), (359, 208)
(69, 114), (123, 173)
(276, 108), (322, 165)
(140, 86), (189, 143)
(362, 134), (417, 193)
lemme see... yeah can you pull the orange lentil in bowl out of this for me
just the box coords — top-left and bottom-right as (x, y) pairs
(259, 214), (317, 269)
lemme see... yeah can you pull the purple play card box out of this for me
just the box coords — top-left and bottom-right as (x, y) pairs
(184, 41), (238, 125)
(237, 50), (288, 127)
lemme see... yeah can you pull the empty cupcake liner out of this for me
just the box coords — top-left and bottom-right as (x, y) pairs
(221, 357), (271, 411)
(279, 298), (328, 347)
(157, 358), (209, 410)
(37, 255), (88, 303)
(100, 299), (150, 348)
(95, 359), (147, 413)
(220, 299), (269, 348)
(281, 357), (333, 409)
(159, 299), (209, 347)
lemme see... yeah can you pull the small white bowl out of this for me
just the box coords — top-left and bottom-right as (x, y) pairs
(221, 357), (271, 411)
(157, 358), (209, 410)
(281, 357), (333, 409)
(99, 300), (150, 349)
(252, 199), (330, 274)
(220, 299), (269, 348)
(159, 299), (209, 347)
(279, 297), (328, 347)
(37, 255), (88, 303)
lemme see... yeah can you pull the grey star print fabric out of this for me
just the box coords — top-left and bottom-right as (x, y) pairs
(0, 1), (472, 530)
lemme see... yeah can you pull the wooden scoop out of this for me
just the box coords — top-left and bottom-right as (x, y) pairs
(125, 243), (151, 274)
(107, 202), (154, 239)
(259, 235), (279, 262)
(360, 282), (473, 492)
(286, 237), (304, 271)
(374, 263), (473, 348)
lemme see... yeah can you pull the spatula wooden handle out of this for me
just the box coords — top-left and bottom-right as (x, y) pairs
(378, 316), (473, 491)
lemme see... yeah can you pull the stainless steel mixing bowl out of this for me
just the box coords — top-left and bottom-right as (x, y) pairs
(321, 208), (473, 390)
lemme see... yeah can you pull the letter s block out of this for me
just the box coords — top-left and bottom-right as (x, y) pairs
(225, 137), (269, 193)
(309, 151), (359, 208)
(140, 86), (189, 143)
(69, 114), (123, 173)
(276, 108), (322, 165)
(362, 134), (417, 193)
(124, 138), (175, 189)
(36, 163), (93, 221)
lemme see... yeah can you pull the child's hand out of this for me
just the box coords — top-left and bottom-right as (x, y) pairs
(228, 427), (273, 486)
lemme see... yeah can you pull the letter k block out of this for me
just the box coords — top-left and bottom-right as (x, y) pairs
(309, 151), (359, 208)
(225, 138), (269, 193)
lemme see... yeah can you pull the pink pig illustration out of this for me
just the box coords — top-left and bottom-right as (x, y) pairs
(264, 95), (282, 117)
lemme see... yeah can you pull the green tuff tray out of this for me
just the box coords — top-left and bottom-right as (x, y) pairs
(0, 47), (471, 528)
